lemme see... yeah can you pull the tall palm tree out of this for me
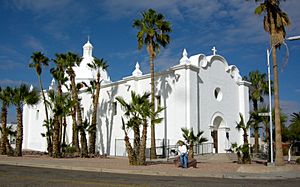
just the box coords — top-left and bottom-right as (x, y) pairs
(244, 70), (269, 153)
(133, 9), (172, 159)
(87, 57), (108, 154)
(181, 128), (208, 159)
(12, 84), (39, 156)
(64, 52), (88, 157)
(29, 52), (52, 154)
(251, 0), (291, 166)
(0, 87), (13, 155)
(51, 54), (69, 157)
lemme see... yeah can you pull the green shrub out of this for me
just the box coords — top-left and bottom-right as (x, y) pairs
(65, 145), (76, 154)
(296, 158), (300, 164)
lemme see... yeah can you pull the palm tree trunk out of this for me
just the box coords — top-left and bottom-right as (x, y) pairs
(133, 126), (140, 162)
(71, 109), (80, 153)
(1, 108), (13, 156)
(70, 73), (88, 157)
(0, 107), (7, 155)
(272, 47), (284, 166)
(243, 130), (249, 145)
(0, 108), (12, 156)
(15, 106), (23, 156)
(89, 75), (100, 154)
(52, 115), (60, 158)
(254, 128), (259, 153)
(124, 130), (137, 165)
(253, 100), (259, 153)
(51, 83), (63, 158)
(139, 120), (147, 165)
(148, 44), (156, 160)
(188, 143), (194, 159)
(38, 75), (52, 154)
(268, 9), (284, 166)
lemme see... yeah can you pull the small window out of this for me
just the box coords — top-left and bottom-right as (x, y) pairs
(36, 110), (39, 120)
(214, 87), (223, 101)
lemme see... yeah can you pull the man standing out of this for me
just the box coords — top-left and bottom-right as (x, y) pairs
(178, 140), (188, 168)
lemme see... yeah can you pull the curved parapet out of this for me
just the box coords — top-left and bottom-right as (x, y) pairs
(182, 48), (243, 84)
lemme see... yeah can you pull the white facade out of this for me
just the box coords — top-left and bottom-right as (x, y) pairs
(23, 41), (250, 155)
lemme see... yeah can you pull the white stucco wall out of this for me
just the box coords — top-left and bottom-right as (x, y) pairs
(22, 42), (250, 156)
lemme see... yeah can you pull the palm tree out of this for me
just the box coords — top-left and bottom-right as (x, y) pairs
(237, 113), (251, 145)
(244, 70), (269, 153)
(47, 89), (75, 157)
(181, 128), (208, 159)
(236, 113), (252, 164)
(116, 91), (162, 165)
(116, 92), (148, 165)
(121, 117), (136, 165)
(244, 71), (269, 110)
(12, 84), (39, 156)
(52, 53), (80, 153)
(51, 54), (69, 157)
(47, 90), (62, 157)
(133, 9), (172, 159)
(251, 0), (291, 166)
(289, 112), (300, 141)
(0, 124), (15, 156)
(61, 94), (75, 152)
(0, 87), (13, 155)
(64, 52), (88, 157)
(29, 52), (52, 154)
(87, 57), (108, 154)
(255, 106), (272, 157)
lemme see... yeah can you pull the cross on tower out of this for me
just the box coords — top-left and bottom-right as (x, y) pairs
(212, 46), (217, 55)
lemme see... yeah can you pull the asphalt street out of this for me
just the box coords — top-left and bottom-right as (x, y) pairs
(0, 164), (300, 187)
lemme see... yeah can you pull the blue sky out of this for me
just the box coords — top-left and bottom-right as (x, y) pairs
(0, 0), (299, 123)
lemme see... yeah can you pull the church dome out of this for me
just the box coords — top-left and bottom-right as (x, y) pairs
(73, 39), (110, 84)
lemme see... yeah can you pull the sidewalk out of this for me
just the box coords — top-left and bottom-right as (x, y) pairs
(0, 155), (299, 179)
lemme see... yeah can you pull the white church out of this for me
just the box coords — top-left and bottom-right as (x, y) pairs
(23, 40), (250, 156)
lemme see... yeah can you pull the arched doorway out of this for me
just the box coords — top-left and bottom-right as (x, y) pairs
(211, 115), (228, 153)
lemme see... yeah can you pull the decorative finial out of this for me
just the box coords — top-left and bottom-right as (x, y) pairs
(183, 48), (188, 57)
(88, 35), (90, 42)
(135, 62), (140, 69)
(180, 48), (190, 65)
(212, 46), (217, 55)
(132, 61), (142, 77)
